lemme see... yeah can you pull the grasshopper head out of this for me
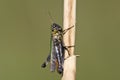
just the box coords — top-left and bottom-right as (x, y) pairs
(51, 23), (62, 33)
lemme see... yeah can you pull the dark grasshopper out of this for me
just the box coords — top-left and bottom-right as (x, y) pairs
(41, 18), (74, 74)
(41, 23), (74, 74)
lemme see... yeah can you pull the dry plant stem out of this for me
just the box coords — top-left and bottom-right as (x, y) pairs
(62, 56), (76, 80)
(62, 0), (76, 80)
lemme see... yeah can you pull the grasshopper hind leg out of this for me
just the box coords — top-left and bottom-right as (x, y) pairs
(41, 54), (51, 68)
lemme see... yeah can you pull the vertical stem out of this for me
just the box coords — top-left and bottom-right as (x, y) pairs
(62, 0), (76, 80)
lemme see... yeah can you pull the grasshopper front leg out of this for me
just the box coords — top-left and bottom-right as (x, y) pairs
(63, 25), (74, 35)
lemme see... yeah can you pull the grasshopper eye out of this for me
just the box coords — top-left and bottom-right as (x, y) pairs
(58, 28), (62, 32)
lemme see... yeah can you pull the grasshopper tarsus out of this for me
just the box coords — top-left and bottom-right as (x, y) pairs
(41, 62), (47, 68)
(57, 67), (63, 74)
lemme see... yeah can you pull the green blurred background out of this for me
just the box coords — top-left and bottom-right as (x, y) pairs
(0, 0), (120, 80)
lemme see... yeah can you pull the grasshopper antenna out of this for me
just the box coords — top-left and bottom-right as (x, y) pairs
(48, 11), (54, 24)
